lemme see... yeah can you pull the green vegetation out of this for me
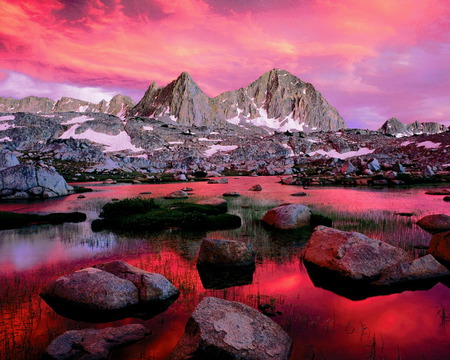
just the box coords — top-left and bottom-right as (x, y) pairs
(92, 197), (241, 232)
(0, 211), (87, 230)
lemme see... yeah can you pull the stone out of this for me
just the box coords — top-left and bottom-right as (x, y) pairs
(261, 203), (311, 229)
(422, 165), (435, 177)
(103, 179), (117, 184)
(223, 191), (241, 197)
(197, 239), (255, 267)
(304, 226), (410, 281)
(291, 191), (307, 197)
(444, 196), (450, 202)
(425, 189), (450, 195)
(341, 160), (357, 174)
(93, 260), (179, 303)
(41, 267), (139, 311)
(181, 187), (193, 192)
(174, 174), (187, 181)
(0, 150), (19, 170)
(0, 163), (73, 199)
(164, 190), (188, 199)
(428, 231), (450, 263)
(43, 324), (149, 360)
(168, 297), (292, 360)
(208, 178), (229, 184)
(195, 197), (227, 207)
(374, 255), (450, 287)
(367, 158), (381, 172)
(249, 184), (262, 191)
(417, 214), (450, 234)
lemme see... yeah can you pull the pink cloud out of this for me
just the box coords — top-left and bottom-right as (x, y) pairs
(0, 0), (448, 128)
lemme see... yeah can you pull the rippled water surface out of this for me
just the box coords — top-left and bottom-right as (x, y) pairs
(0, 177), (449, 359)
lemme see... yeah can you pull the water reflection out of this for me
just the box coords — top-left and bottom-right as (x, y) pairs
(0, 178), (449, 360)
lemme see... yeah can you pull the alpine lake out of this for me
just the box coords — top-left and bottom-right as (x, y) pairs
(0, 176), (449, 359)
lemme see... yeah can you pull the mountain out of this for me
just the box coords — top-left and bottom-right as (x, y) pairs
(128, 69), (346, 132)
(215, 69), (346, 132)
(378, 118), (447, 137)
(128, 72), (223, 127)
(0, 94), (134, 118)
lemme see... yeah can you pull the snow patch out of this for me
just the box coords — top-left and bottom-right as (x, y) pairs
(308, 147), (375, 159)
(0, 123), (18, 131)
(143, 126), (154, 131)
(400, 141), (412, 146)
(204, 145), (238, 157)
(417, 141), (441, 149)
(199, 138), (223, 142)
(168, 141), (183, 145)
(0, 136), (12, 142)
(282, 144), (294, 156)
(61, 116), (94, 125)
(0, 115), (15, 121)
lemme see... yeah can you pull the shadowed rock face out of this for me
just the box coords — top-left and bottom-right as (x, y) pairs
(428, 231), (450, 263)
(43, 324), (150, 360)
(128, 69), (346, 132)
(168, 297), (292, 360)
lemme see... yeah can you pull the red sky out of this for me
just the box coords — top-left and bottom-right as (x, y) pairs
(0, 0), (449, 129)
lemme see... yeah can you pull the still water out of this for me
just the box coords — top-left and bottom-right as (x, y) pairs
(0, 177), (449, 359)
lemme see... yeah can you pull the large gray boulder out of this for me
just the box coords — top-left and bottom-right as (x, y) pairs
(304, 226), (410, 281)
(261, 203), (311, 229)
(41, 267), (139, 311)
(197, 239), (255, 267)
(428, 231), (450, 263)
(168, 297), (292, 360)
(417, 214), (450, 234)
(43, 324), (149, 360)
(0, 163), (73, 199)
(94, 260), (179, 303)
(0, 150), (19, 170)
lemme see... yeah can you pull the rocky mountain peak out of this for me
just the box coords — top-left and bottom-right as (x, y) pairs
(379, 117), (447, 137)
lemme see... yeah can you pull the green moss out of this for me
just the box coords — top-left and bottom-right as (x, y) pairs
(0, 211), (87, 230)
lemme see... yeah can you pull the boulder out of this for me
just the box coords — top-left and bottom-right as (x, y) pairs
(421, 165), (435, 177)
(43, 324), (150, 360)
(304, 226), (410, 281)
(425, 189), (450, 195)
(0, 163), (73, 199)
(0, 150), (19, 170)
(417, 214), (450, 234)
(223, 191), (241, 197)
(366, 158), (380, 172)
(93, 260), (179, 303)
(197, 239), (255, 267)
(444, 196), (450, 202)
(249, 184), (262, 191)
(164, 190), (188, 199)
(195, 197), (227, 207)
(168, 297), (292, 360)
(341, 160), (357, 174)
(41, 267), (139, 312)
(374, 255), (450, 287)
(261, 203), (311, 229)
(428, 231), (450, 263)
(291, 191), (307, 197)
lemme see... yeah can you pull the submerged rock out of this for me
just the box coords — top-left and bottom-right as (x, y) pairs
(261, 203), (311, 229)
(249, 184), (262, 191)
(223, 191), (241, 197)
(428, 231), (450, 263)
(208, 178), (228, 184)
(417, 214), (450, 234)
(43, 324), (150, 360)
(304, 226), (410, 281)
(168, 297), (292, 360)
(374, 255), (450, 287)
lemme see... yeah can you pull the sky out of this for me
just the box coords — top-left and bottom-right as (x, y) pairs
(0, 0), (449, 129)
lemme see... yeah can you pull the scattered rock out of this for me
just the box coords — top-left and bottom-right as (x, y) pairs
(208, 178), (228, 184)
(0, 150), (19, 170)
(181, 187), (193, 192)
(417, 214), (450, 234)
(261, 203), (311, 230)
(43, 324), (150, 360)
(164, 190), (188, 199)
(197, 239), (255, 267)
(444, 196), (450, 202)
(249, 184), (262, 191)
(304, 226), (410, 281)
(77, 195), (85, 199)
(428, 231), (450, 263)
(425, 189), (450, 195)
(223, 191), (241, 197)
(103, 179), (117, 184)
(290, 191), (307, 197)
(168, 297), (292, 360)
(139, 191), (152, 195)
